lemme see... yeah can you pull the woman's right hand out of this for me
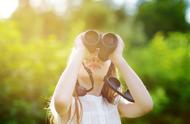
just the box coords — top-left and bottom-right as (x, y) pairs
(73, 32), (93, 60)
(74, 32), (86, 51)
(67, 32), (88, 65)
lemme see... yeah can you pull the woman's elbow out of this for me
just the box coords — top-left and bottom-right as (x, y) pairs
(54, 97), (70, 115)
(142, 99), (154, 113)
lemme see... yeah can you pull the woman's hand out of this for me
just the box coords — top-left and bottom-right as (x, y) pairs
(74, 32), (86, 51)
(109, 34), (125, 62)
(73, 32), (92, 60)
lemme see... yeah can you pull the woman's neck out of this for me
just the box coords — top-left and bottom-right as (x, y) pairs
(78, 78), (104, 96)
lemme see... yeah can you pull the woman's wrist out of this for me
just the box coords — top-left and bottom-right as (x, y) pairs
(76, 47), (85, 60)
(67, 47), (85, 66)
(111, 55), (124, 66)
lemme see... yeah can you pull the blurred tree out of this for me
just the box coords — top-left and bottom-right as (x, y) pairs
(64, 0), (148, 46)
(124, 32), (190, 124)
(12, 0), (67, 41)
(135, 0), (190, 39)
(2, 0), (190, 124)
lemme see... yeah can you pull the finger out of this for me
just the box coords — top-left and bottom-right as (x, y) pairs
(115, 34), (124, 47)
(74, 32), (85, 47)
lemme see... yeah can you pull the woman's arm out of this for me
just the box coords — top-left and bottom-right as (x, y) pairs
(109, 34), (153, 118)
(52, 47), (85, 117)
(113, 56), (153, 118)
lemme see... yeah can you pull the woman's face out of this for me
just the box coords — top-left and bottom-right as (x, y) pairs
(78, 49), (111, 82)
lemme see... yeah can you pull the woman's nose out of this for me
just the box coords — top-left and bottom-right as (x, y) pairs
(91, 56), (98, 62)
(90, 49), (101, 62)
(92, 48), (99, 57)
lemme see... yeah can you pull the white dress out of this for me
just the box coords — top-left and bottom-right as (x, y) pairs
(67, 94), (122, 124)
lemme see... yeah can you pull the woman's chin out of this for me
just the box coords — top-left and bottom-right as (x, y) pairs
(80, 73), (104, 81)
(88, 65), (101, 70)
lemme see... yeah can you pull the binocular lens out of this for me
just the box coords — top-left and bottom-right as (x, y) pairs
(84, 30), (99, 45)
(82, 30), (118, 61)
(85, 31), (98, 43)
(83, 30), (100, 53)
(98, 33), (118, 61)
(102, 33), (117, 46)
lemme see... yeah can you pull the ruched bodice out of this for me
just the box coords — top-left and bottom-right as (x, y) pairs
(67, 94), (121, 124)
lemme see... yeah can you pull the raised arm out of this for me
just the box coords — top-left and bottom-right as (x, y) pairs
(110, 35), (153, 118)
(52, 34), (86, 117)
(114, 56), (153, 118)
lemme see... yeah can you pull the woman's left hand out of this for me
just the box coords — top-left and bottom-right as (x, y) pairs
(109, 34), (125, 62)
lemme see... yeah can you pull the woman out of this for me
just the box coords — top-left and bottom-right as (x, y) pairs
(48, 31), (153, 124)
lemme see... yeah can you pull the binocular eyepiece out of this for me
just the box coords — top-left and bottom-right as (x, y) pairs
(82, 30), (118, 61)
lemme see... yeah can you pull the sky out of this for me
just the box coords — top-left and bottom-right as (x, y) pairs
(0, 0), (190, 23)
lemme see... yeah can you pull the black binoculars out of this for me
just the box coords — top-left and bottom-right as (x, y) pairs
(81, 30), (118, 61)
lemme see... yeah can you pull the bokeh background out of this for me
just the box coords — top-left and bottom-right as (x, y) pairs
(0, 0), (190, 124)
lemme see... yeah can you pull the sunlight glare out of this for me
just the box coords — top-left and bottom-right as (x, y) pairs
(29, 0), (68, 16)
(49, 0), (67, 16)
(29, 0), (43, 8)
(0, 0), (19, 19)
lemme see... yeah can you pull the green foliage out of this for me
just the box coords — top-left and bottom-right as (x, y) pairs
(0, 0), (190, 124)
(0, 20), (72, 124)
(136, 0), (190, 38)
(125, 32), (190, 124)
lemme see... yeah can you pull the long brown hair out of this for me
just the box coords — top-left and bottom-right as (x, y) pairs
(47, 62), (118, 124)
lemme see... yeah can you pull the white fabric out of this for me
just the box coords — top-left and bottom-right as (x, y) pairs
(67, 94), (122, 124)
